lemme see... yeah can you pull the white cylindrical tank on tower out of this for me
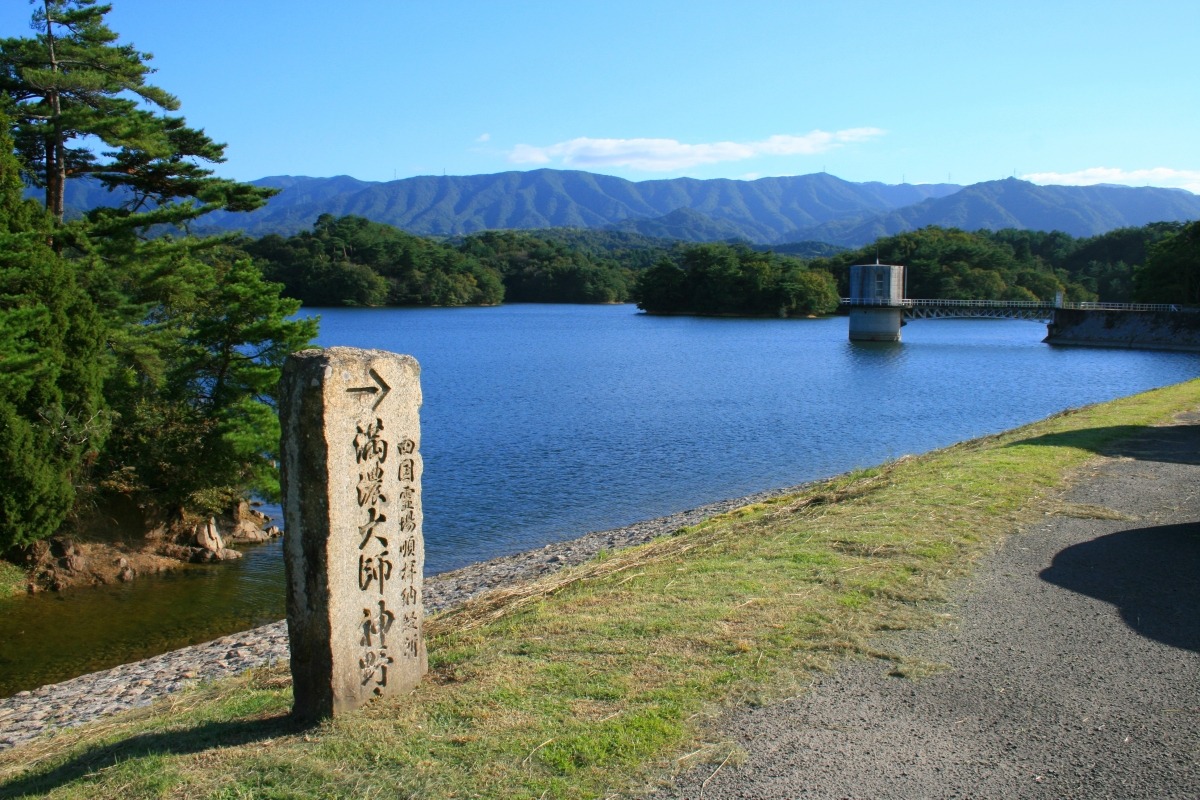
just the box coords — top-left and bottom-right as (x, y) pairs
(847, 263), (905, 342)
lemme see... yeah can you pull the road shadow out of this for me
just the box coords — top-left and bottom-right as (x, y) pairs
(0, 713), (304, 797)
(1010, 422), (1200, 466)
(1039, 522), (1200, 652)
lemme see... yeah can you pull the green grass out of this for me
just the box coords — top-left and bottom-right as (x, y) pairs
(3, 379), (1198, 799)
(0, 560), (25, 598)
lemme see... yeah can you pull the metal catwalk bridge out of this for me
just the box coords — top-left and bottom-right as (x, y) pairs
(839, 298), (1191, 323)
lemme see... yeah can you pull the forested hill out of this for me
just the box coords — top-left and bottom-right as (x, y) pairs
(59, 170), (1200, 248)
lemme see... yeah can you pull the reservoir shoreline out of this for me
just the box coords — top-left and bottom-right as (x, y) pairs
(0, 480), (815, 750)
(3, 306), (1198, 748)
(2, 379), (1197, 798)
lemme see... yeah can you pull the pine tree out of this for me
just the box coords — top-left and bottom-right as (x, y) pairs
(0, 0), (273, 225)
(0, 109), (107, 552)
(1, 3), (317, 538)
(100, 245), (318, 512)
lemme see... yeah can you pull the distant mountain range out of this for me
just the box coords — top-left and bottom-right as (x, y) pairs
(56, 169), (1200, 247)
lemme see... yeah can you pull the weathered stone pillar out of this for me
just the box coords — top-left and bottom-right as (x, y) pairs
(279, 347), (427, 720)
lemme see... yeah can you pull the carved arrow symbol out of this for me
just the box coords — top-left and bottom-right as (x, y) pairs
(346, 368), (391, 409)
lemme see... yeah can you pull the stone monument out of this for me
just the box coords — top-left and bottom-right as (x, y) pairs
(279, 347), (427, 720)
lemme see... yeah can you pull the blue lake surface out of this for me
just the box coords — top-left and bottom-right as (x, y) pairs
(2, 304), (1198, 695)
(309, 305), (1199, 574)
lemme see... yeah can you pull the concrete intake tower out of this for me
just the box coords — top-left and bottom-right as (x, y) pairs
(847, 262), (906, 342)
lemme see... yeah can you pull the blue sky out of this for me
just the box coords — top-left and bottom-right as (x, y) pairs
(4, 0), (1198, 191)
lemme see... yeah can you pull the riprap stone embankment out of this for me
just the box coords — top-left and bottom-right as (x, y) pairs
(1045, 308), (1200, 351)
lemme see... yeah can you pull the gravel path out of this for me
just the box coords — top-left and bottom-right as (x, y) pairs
(651, 413), (1200, 799)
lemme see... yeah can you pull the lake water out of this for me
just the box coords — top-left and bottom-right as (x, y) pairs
(2, 304), (1198, 696)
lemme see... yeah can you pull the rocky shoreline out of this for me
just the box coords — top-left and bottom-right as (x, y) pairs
(1044, 308), (1200, 352)
(21, 503), (283, 594)
(0, 483), (806, 751)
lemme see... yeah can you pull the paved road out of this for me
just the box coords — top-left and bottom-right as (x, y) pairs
(652, 413), (1200, 799)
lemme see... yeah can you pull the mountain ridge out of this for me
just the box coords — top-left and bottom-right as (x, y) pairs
(190, 170), (962, 243)
(796, 178), (1200, 245)
(51, 169), (1200, 247)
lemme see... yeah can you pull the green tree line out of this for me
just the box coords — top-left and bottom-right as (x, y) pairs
(245, 214), (505, 307)
(245, 220), (671, 307)
(459, 230), (641, 303)
(810, 224), (1197, 305)
(241, 217), (1200, 311)
(633, 224), (1200, 315)
(634, 243), (841, 316)
(0, 1), (316, 553)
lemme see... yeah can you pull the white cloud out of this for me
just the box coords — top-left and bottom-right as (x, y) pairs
(476, 133), (491, 143)
(507, 128), (885, 172)
(1022, 167), (1200, 194)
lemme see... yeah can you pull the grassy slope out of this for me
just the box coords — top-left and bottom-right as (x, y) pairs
(0, 561), (24, 598)
(3, 379), (1198, 799)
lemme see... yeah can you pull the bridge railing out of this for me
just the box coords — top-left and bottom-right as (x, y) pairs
(909, 298), (1050, 309)
(839, 298), (909, 307)
(840, 298), (1193, 313)
(840, 298), (1048, 309)
(1063, 301), (1189, 312)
